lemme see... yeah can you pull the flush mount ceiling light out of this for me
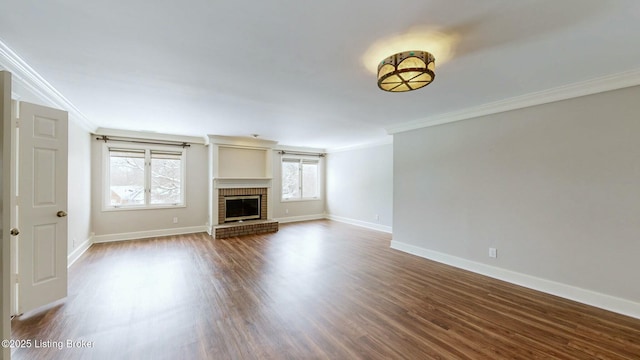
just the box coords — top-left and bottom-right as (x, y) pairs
(377, 50), (435, 92)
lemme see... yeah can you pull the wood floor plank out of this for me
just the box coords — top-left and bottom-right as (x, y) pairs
(10, 220), (640, 359)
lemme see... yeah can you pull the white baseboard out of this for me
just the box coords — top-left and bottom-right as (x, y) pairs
(327, 214), (392, 233)
(275, 214), (326, 224)
(93, 225), (209, 243)
(68, 236), (93, 268)
(390, 240), (640, 320)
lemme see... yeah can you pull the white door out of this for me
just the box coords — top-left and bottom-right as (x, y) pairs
(17, 101), (68, 314)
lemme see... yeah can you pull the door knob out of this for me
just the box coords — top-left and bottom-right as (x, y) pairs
(10, 228), (19, 236)
(57, 210), (67, 218)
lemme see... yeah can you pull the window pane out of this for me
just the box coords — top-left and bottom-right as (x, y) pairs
(109, 151), (145, 206)
(151, 153), (182, 205)
(302, 163), (318, 198)
(282, 161), (300, 199)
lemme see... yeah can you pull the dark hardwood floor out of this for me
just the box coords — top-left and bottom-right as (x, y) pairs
(11, 220), (640, 359)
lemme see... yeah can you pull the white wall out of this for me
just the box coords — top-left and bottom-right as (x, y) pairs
(326, 143), (393, 232)
(271, 151), (325, 221)
(66, 121), (93, 263)
(91, 139), (208, 240)
(392, 86), (640, 315)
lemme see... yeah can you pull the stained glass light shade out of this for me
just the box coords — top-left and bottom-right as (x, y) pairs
(377, 51), (435, 92)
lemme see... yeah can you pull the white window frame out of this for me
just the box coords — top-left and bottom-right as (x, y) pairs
(280, 155), (321, 202)
(102, 143), (187, 211)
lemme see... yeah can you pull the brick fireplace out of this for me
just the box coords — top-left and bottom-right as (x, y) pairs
(213, 186), (279, 239)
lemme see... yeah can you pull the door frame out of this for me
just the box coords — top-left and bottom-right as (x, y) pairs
(9, 100), (16, 317)
(1, 70), (13, 360)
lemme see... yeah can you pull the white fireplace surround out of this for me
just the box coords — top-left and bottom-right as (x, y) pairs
(207, 135), (278, 233)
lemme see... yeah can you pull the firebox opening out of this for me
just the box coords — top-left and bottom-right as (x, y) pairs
(225, 195), (261, 222)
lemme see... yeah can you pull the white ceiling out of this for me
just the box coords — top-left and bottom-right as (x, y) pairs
(1, 0), (640, 149)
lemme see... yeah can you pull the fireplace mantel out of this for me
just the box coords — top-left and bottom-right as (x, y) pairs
(213, 177), (272, 189)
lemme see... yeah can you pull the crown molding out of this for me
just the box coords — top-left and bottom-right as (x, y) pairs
(207, 134), (278, 148)
(386, 68), (640, 135)
(327, 136), (393, 153)
(94, 128), (207, 145)
(274, 144), (326, 153)
(0, 38), (96, 132)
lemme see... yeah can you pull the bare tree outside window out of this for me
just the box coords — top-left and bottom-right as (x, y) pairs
(282, 160), (300, 199)
(281, 157), (319, 200)
(151, 152), (182, 204)
(107, 147), (185, 208)
(109, 151), (145, 205)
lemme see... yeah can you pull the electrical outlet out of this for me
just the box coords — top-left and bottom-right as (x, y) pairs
(285, 209), (289, 214)
(173, 217), (178, 224)
(489, 248), (497, 258)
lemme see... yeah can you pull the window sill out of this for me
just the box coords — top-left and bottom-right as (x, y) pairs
(102, 204), (186, 212)
(280, 198), (322, 203)
(213, 177), (273, 180)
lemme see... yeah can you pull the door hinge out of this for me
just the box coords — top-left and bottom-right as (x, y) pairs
(15, 120), (19, 128)
(15, 274), (19, 284)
